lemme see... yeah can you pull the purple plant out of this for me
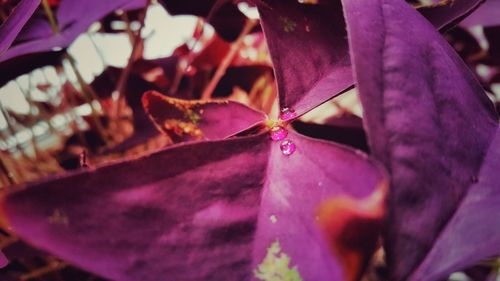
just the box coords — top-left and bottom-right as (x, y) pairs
(0, 0), (499, 280)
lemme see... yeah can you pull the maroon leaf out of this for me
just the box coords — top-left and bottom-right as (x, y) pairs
(3, 126), (387, 280)
(142, 90), (266, 142)
(342, 0), (500, 280)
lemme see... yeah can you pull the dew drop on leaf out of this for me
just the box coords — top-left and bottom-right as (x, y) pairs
(279, 108), (297, 121)
(270, 214), (278, 224)
(280, 140), (296, 156)
(270, 126), (288, 141)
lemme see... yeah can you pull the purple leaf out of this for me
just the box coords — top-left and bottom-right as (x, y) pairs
(342, 0), (499, 280)
(416, 0), (484, 30)
(0, 0), (146, 63)
(256, 0), (353, 117)
(0, 0), (40, 54)
(3, 126), (387, 280)
(142, 90), (266, 142)
(256, 0), (484, 117)
(251, 130), (387, 281)
(461, 0), (500, 28)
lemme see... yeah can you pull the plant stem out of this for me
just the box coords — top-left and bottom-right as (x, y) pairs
(168, 18), (205, 96)
(20, 260), (67, 281)
(64, 53), (111, 145)
(113, 2), (149, 119)
(41, 0), (59, 33)
(170, 0), (231, 96)
(201, 19), (257, 100)
(120, 12), (135, 45)
(58, 74), (90, 149)
(87, 33), (107, 67)
(0, 152), (15, 186)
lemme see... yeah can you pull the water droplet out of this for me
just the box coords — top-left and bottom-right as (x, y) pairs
(270, 126), (288, 141)
(269, 215), (278, 224)
(318, 181), (323, 187)
(280, 140), (296, 156)
(279, 107), (296, 121)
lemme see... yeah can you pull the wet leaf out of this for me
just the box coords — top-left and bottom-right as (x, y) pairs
(3, 128), (386, 281)
(256, 0), (484, 117)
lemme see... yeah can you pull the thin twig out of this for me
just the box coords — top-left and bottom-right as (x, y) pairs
(0, 153), (15, 186)
(169, 0), (230, 96)
(169, 18), (205, 96)
(113, 1), (150, 119)
(201, 19), (257, 100)
(41, 0), (59, 33)
(20, 260), (67, 281)
(64, 53), (111, 145)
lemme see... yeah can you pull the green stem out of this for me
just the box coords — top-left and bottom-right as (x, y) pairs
(41, 0), (59, 34)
